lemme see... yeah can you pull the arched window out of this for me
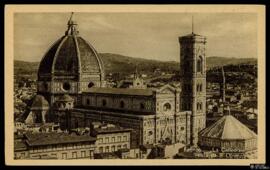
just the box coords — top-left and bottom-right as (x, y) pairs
(197, 102), (203, 110)
(102, 99), (107, 106)
(75, 119), (79, 128)
(182, 103), (185, 110)
(88, 82), (94, 88)
(184, 61), (190, 72)
(197, 56), (203, 73)
(43, 82), (48, 91)
(99, 147), (103, 153)
(163, 103), (171, 112)
(120, 101), (125, 108)
(86, 98), (90, 105)
(105, 146), (110, 153)
(111, 145), (115, 152)
(197, 84), (203, 92)
(140, 103), (145, 110)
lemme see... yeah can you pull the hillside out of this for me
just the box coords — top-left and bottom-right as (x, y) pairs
(14, 53), (257, 79)
(100, 53), (179, 75)
(206, 56), (257, 68)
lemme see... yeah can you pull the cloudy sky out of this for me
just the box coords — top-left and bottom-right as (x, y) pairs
(14, 12), (257, 62)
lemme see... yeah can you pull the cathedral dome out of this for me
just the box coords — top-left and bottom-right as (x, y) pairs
(38, 14), (104, 80)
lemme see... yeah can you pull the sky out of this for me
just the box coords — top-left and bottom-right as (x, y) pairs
(14, 12), (257, 62)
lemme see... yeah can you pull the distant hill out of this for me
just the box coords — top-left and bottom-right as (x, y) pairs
(100, 53), (179, 75)
(206, 56), (257, 69)
(14, 53), (257, 78)
(14, 60), (39, 76)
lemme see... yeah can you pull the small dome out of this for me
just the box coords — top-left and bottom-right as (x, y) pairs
(58, 94), (74, 102)
(31, 95), (49, 109)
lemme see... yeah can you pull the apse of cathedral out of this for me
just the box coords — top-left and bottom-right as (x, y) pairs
(29, 14), (207, 148)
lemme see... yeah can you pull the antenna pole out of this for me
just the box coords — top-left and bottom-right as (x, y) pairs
(192, 15), (194, 34)
(69, 12), (74, 22)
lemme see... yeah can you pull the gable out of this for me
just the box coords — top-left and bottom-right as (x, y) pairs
(156, 84), (178, 94)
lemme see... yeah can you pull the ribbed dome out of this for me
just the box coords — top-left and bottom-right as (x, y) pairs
(31, 95), (49, 110)
(199, 115), (257, 140)
(38, 15), (104, 80)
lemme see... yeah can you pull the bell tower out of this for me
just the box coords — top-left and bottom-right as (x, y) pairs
(179, 17), (207, 145)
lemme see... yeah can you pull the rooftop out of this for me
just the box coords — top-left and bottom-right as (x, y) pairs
(179, 33), (206, 40)
(93, 123), (132, 134)
(73, 106), (155, 116)
(199, 115), (257, 140)
(25, 132), (96, 146)
(14, 140), (27, 151)
(83, 87), (154, 96)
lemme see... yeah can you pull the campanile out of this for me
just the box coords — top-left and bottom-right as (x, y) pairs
(179, 29), (207, 145)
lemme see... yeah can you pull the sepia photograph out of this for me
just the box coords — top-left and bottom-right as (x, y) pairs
(4, 5), (265, 165)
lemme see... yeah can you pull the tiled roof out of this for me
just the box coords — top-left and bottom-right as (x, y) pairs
(25, 132), (96, 146)
(94, 126), (132, 134)
(199, 115), (257, 140)
(75, 106), (155, 116)
(83, 87), (154, 96)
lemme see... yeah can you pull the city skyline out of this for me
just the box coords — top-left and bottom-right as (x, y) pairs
(14, 12), (257, 62)
(7, 5), (264, 163)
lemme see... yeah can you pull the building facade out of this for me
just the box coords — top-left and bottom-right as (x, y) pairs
(14, 132), (96, 159)
(65, 85), (191, 148)
(90, 122), (132, 154)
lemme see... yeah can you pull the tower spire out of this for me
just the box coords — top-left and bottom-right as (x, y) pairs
(65, 12), (79, 36)
(192, 15), (194, 34)
(69, 12), (74, 22)
(134, 65), (138, 79)
(221, 66), (226, 103)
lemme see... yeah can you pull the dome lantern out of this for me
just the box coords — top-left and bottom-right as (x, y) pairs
(65, 12), (79, 36)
